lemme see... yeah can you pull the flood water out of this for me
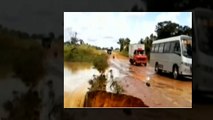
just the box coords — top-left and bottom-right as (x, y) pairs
(64, 62), (123, 108)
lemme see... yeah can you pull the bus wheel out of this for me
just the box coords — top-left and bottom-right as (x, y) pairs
(155, 63), (161, 74)
(173, 66), (179, 79)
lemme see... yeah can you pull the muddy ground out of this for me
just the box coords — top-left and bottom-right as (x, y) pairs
(64, 51), (192, 108)
(107, 52), (192, 107)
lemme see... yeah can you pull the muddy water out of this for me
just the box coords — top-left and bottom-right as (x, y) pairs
(64, 62), (123, 108)
(64, 62), (97, 108)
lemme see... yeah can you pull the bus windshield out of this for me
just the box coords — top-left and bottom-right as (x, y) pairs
(182, 39), (192, 58)
(196, 16), (213, 56)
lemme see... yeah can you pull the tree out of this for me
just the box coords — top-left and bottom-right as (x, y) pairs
(139, 38), (144, 44)
(79, 39), (84, 44)
(144, 36), (153, 60)
(117, 38), (125, 52)
(155, 21), (180, 39)
(117, 38), (131, 52)
(70, 37), (78, 44)
(150, 33), (157, 41)
(110, 46), (113, 51)
(182, 26), (192, 36)
(124, 38), (130, 51)
(155, 21), (192, 39)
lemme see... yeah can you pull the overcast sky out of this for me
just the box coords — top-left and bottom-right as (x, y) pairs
(64, 12), (192, 49)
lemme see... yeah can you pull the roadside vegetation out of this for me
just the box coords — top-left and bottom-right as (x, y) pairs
(119, 51), (129, 57)
(117, 38), (130, 57)
(88, 73), (125, 94)
(64, 39), (124, 94)
(64, 44), (103, 62)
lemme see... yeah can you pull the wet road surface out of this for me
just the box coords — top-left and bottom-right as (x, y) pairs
(64, 52), (192, 108)
(109, 52), (192, 107)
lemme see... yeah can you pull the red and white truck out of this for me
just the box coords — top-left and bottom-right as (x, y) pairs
(128, 44), (147, 66)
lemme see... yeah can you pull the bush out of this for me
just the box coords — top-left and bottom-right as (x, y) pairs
(88, 75), (107, 91)
(93, 53), (109, 73)
(64, 44), (102, 63)
(110, 80), (125, 94)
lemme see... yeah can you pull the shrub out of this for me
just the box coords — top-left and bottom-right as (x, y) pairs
(93, 53), (109, 73)
(88, 75), (107, 92)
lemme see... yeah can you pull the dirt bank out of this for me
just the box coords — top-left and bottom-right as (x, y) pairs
(84, 90), (149, 107)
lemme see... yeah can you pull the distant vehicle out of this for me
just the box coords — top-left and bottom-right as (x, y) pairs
(107, 49), (112, 54)
(129, 44), (147, 66)
(150, 35), (192, 79)
(193, 8), (213, 92)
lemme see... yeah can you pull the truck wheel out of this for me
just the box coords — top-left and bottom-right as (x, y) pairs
(130, 59), (134, 65)
(144, 63), (147, 67)
(173, 66), (179, 79)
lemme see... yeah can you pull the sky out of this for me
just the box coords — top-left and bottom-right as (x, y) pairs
(64, 12), (192, 49)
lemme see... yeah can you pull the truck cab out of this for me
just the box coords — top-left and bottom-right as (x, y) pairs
(129, 47), (147, 66)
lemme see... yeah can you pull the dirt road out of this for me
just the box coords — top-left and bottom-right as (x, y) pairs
(109, 52), (192, 107)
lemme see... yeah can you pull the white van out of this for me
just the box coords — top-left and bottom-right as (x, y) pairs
(150, 35), (192, 79)
(193, 8), (213, 92)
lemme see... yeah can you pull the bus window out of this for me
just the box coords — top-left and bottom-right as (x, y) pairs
(151, 44), (155, 52)
(174, 41), (181, 52)
(173, 41), (181, 55)
(154, 44), (159, 53)
(182, 39), (192, 58)
(164, 42), (171, 53)
(159, 43), (164, 53)
(170, 42), (175, 52)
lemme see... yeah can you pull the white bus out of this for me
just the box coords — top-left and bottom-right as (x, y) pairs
(193, 8), (213, 92)
(150, 35), (192, 79)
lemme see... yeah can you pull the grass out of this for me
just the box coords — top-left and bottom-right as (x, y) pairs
(64, 44), (109, 73)
(119, 51), (129, 57)
(64, 44), (103, 62)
